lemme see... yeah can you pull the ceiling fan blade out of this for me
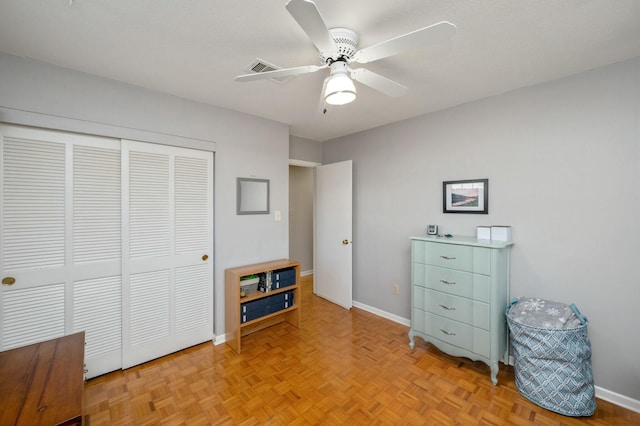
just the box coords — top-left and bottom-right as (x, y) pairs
(351, 21), (456, 64)
(235, 64), (326, 82)
(285, 0), (337, 56)
(350, 68), (407, 97)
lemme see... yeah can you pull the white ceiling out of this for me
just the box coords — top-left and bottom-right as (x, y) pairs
(1, 0), (640, 142)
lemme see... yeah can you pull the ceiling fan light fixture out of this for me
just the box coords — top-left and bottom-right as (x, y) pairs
(324, 62), (356, 105)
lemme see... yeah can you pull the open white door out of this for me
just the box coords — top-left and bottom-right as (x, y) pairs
(314, 160), (352, 309)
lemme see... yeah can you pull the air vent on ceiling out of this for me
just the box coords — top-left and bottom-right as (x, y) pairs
(244, 58), (295, 84)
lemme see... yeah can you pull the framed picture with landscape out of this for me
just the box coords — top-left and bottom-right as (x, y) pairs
(443, 178), (489, 214)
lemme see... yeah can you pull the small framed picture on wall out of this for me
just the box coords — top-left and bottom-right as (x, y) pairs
(443, 178), (489, 214)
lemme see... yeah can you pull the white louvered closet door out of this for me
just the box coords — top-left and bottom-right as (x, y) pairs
(72, 142), (122, 378)
(122, 140), (213, 369)
(1, 126), (122, 379)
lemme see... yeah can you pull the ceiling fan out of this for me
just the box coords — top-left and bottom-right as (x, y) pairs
(235, 0), (456, 108)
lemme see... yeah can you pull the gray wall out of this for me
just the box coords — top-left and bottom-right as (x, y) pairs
(322, 57), (640, 402)
(0, 53), (290, 339)
(289, 166), (314, 273)
(290, 135), (322, 164)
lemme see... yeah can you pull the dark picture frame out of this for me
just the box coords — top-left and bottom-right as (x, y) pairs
(443, 178), (489, 214)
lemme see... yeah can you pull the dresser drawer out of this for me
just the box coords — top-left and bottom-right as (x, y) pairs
(413, 285), (426, 311)
(424, 312), (490, 357)
(473, 328), (490, 358)
(418, 243), (491, 275)
(425, 289), (473, 324)
(414, 264), (490, 303)
(424, 312), (473, 352)
(424, 243), (473, 271)
(424, 289), (490, 330)
(413, 308), (426, 334)
(423, 265), (473, 298)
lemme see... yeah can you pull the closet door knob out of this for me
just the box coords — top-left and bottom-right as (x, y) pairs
(202, 254), (209, 261)
(2, 277), (16, 286)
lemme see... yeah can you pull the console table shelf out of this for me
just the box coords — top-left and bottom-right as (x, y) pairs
(225, 259), (300, 354)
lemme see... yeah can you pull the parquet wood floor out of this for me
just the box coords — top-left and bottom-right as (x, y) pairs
(84, 275), (640, 425)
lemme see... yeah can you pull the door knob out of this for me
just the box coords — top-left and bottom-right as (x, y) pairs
(202, 254), (209, 261)
(2, 277), (16, 286)
(342, 240), (350, 245)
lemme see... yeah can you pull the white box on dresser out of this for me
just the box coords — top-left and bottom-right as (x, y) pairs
(490, 226), (512, 242)
(409, 236), (513, 385)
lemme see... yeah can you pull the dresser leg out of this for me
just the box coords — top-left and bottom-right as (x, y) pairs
(490, 362), (499, 386)
(408, 330), (415, 349)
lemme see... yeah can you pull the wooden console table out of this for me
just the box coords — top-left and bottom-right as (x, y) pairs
(0, 332), (85, 425)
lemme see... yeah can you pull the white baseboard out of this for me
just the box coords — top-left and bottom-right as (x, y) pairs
(301, 269), (313, 277)
(594, 386), (640, 413)
(352, 300), (411, 327)
(213, 334), (226, 345)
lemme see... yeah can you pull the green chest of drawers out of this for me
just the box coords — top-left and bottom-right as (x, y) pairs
(409, 236), (513, 385)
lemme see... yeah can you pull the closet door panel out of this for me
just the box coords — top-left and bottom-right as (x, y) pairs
(122, 140), (213, 369)
(175, 155), (210, 254)
(129, 269), (171, 346)
(72, 142), (123, 378)
(73, 145), (121, 263)
(174, 155), (212, 339)
(2, 284), (65, 349)
(1, 130), (66, 350)
(175, 263), (209, 333)
(73, 275), (122, 376)
(128, 151), (170, 260)
(2, 137), (65, 271)
(1, 126), (122, 379)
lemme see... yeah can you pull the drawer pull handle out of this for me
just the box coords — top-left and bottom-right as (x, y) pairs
(440, 280), (456, 285)
(439, 304), (456, 311)
(440, 329), (456, 336)
(440, 256), (456, 260)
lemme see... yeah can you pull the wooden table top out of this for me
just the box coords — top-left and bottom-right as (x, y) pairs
(0, 332), (85, 426)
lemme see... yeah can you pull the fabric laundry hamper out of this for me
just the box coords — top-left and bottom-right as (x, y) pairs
(506, 297), (596, 417)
